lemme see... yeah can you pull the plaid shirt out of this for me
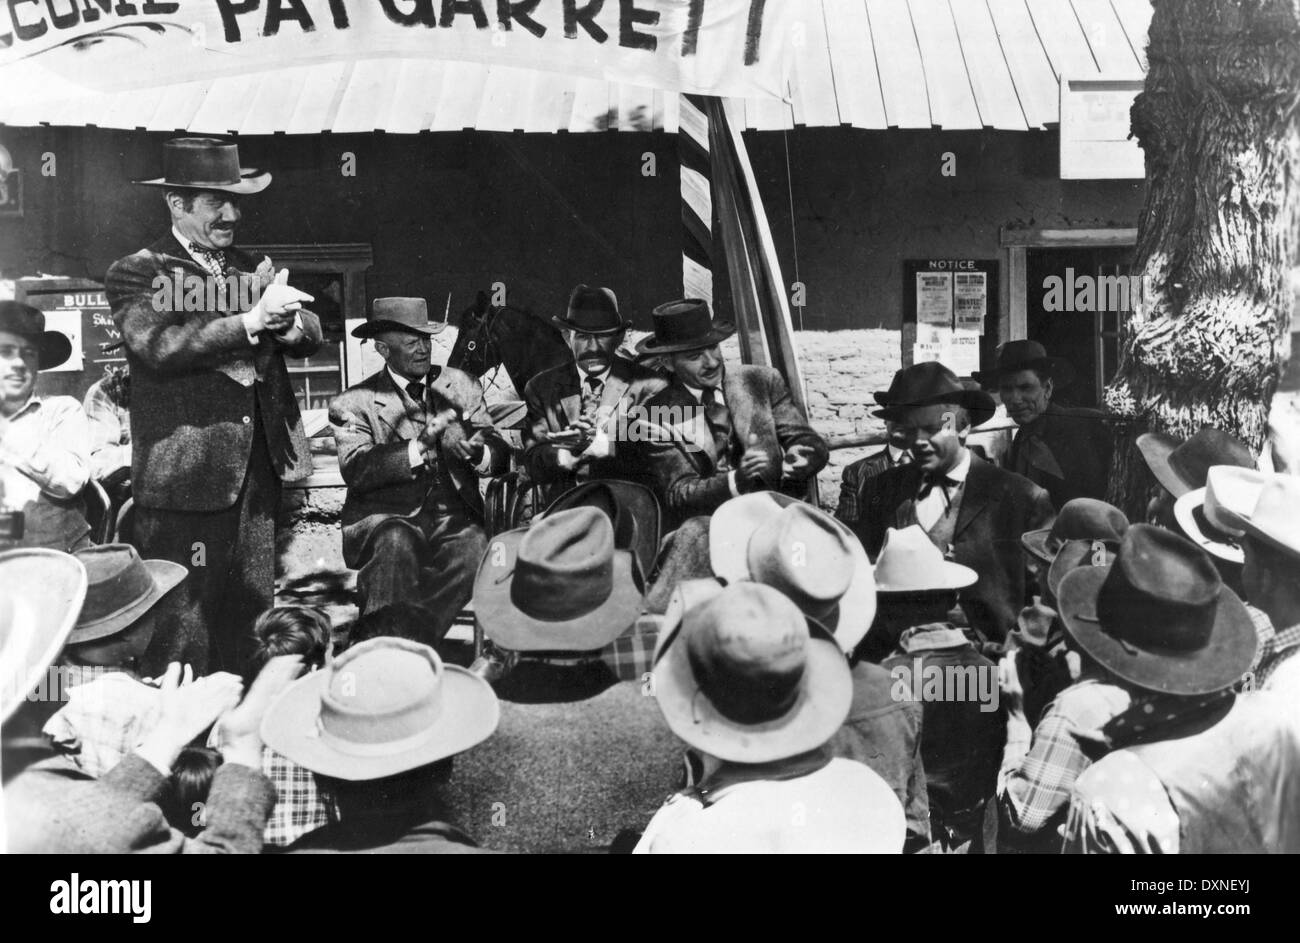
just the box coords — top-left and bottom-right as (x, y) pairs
(261, 749), (337, 848)
(1257, 621), (1300, 690)
(997, 678), (1131, 844)
(601, 614), (661, 683)
(43, 669), (162, 778)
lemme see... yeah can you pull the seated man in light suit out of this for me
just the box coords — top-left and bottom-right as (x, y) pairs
(329, 298), (509, 642)
(522, 285), (666, 494)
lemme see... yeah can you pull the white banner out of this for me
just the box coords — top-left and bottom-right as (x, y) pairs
(0, 0), (794, 100)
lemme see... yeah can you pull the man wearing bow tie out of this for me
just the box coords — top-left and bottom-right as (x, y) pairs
(856, 362), (1054, 644)
(106, 138), (323, 675)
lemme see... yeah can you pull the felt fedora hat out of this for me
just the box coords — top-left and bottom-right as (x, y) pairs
(350, 297), (447, 338)
(0, 301), (72, 371)
(1057, 524), (1256, 695)
(540, 479), (660, 581)
(872, 361), (996, 424)
(1046, 538), (1118, 600)
(1137, 427), (1255, 499)
(635, 298), (735, 356)
(1022, 497), (1129, 565)
(872, 525), (977, 593)
(134, 137), (270, 195)
(473, 506), (644, 652)
(708, 492), (875, 655)
(68, 544), (187, 645)
(652, 580), (853, 764)
(551, 285), (627, 335)
(261, 637), (499, 781)
(0, 549), (87, 723)
(972, 339), (1077, 388)
(1236, 473), (1300, 561)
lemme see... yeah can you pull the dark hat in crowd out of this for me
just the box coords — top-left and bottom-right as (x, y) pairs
(1022, 497), (1129, 565)
(69, 544), (187, 645)
(1137, 427), (1255, 499)
(350, 297), (447, 339)
(872, 361), (996, 424)
(261, 637), (499, 781)
(652, 580), (852, 763)
(635, 299), (735, 356)
(473, 506), (643, 652)
(540, 479), (660, 581)
(1057, 524), (1256, 696)
(0, 548), (86, 723)
(1046, 538), (1118, 600)
(551, 285), (628, 335)
(134, 137), (270, 195)
(972, 339), (1076, 388)
(0, 301), (73, 371)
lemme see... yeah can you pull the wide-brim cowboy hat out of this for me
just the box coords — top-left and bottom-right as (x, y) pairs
(1056, 529), (1256, 696)
(473, 521), (644, 652)
(0, 301), (73, 371)
(1045, 538), (1117, 600)
(651, 579), (852, 764)
(0, 549), (87, 722)
(540, 479), (661, 581)
(134, 137), (270, 195)
(350, 297), (447, 338)
(708, 492), (875, 655)
(1136, 428), (1255, 499)
(261, 640), (499, 781)
(1021, 497), (1129, 566)
(1233, 472), (1300, 562)
(1173, 488), (1243, 565)
(971, 339), (1077, 388)
(69, 546), (187, 645)
(872, 525), (978, 593)
(635, 298), (736, 356)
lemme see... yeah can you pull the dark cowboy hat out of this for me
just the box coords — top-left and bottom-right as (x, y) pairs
(635, 298), (735, 356)
(473, 506), (643, 652)
(1136, 427), (1255, 499)
(540, 479), (660, 580)
(68, 544), (187, 644)
(872, 361), (996, 424)
(134, 138), (270, 195)
(972, 340), (1077, 388)
(0, 302), (72, 371)
(550, 285), (628, 335)
(350, 297), (448, 339)
(1057, 524), (1256, 696)
(1021, 497), (1129, 565)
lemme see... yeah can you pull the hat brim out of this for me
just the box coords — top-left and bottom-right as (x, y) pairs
(873, 389), (997, 424)
(35, 332), (73, 371)
(133, 170), (272, 195)
(1136, 432), (1189, 497)
(652, 608), (852, 764)
(473, 528), (644, 652)
(971, 357), (1077, 388)
(68, 559), (187, 644)
(0, 549), (87, 723)
(542, 480), (662, 581)
(634, 321), (736, 356)
(549, 315), (628, 336)
(1173, 488), (1244, 565)
(1046, 539), (1115, 600)
(1057, 565), (1257, 696)
(708, 492), (876, 654)
(1020, 527), (1056, 565)
(350, 319), (447, 338)
(260, 664), (499, 781)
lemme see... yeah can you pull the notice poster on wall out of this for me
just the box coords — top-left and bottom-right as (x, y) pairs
(954, 271), (987, 333)
(917, 273), (954, 326)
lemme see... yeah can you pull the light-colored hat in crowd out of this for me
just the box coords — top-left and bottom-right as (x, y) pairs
(0, 549), (87, 722)
(872, 525), (977, 593)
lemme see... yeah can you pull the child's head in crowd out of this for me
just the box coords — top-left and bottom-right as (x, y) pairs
(248, 606), (332, 681)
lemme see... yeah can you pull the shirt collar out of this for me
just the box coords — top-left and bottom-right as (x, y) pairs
(576, 365), (612, 388)
(388, 367), (427, 395)
(887, 444), (908, 464)
(941, 448), (972, 483)
(3, 393), (40, 419)
(683, 382), (723, 403)
(172, 226), (215, 262)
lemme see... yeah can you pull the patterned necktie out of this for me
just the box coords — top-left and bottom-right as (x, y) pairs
(582, 375), (604, 418)
(189, 242), (228, 278)
(701, 386), (732, 463)
(406, 379), (426, 408)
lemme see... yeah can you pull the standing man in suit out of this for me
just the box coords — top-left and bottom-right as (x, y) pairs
(634, 299), (827, 527)
(106, 138), (322, 675)
(857, 362), (1055, 644)
(329, 298), (509, 643)
(972, 341), (1111, 510)
(837, 421), (911, 529)
(522, 285), (666, 492)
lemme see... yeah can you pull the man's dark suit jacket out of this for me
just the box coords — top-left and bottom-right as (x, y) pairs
(328, 366), (509, 568)
(837, 447), (907, 528)
(637, 365), (828, 525)
(1008, 402), (1113, 511)
(106, 234), (322, 511)
(522, 356), (667, 488)
(856, 453), (1055, 642)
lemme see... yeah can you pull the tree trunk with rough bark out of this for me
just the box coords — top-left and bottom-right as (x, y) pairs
(1105, 0), (1300, 518)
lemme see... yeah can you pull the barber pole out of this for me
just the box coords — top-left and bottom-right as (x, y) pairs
(678, 93), (713, 305)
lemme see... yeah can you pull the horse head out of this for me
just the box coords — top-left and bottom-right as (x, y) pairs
(446, 289), (573, 390)
(447, 290), (496, 378)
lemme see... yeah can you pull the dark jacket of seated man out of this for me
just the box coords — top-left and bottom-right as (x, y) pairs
(522, 355), (667, 490)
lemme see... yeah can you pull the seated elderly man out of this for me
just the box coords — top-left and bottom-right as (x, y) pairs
(0, 302), (92, 552)
(329, 298), (509, 641)
(522, 285), (666, 492)
(972, 340), (1111, 511)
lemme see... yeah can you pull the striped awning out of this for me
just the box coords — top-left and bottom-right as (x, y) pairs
(0, 0), (1151, 134)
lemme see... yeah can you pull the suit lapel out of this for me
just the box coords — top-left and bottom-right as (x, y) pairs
(954, 453), (995, 540)
(595, 360), (633, 432)
(723, 369), (754, 455)
(375, 370), (423, 441)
